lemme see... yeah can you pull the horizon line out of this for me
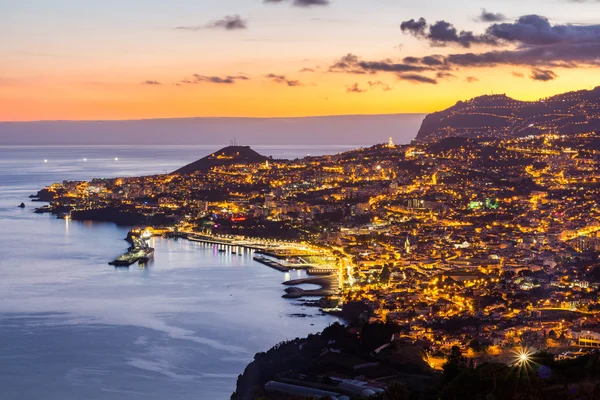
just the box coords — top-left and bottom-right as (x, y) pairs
(0, 112), (426, 124)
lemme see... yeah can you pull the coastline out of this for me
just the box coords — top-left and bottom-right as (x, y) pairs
(30, 189), (344, 303)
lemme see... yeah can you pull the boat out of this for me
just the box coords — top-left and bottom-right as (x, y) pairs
(109, 240), (154, 266)
(218, 249), (227, 253)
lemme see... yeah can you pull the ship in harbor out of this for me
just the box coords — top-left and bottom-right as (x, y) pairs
(109, 237), (154, 267)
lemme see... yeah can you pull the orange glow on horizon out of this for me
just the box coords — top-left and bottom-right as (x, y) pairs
(1, 66), (598, 122)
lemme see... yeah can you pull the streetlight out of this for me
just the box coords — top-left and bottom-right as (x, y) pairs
(515, 348), (532, 366)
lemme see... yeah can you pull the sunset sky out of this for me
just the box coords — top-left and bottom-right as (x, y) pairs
(2, 0), (600, 121)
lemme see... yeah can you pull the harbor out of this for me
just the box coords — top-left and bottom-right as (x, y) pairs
(122, 229), (342, 299)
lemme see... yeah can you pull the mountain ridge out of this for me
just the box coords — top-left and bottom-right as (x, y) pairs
(416, 86), (600, 142)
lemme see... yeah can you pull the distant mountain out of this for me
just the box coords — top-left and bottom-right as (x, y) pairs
(174, 145), (268, 175)
(0, 114), (424, 146)
(416, 87), (600, 142)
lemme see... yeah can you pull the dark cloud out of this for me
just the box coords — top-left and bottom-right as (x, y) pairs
(420, 56), (446, 66)
(512, 71), (525, 78)
(436, 71), (456, 79)
(141, 80), (161, 85)
(530, 68), (558, 81)
(486, 14), (600, 45)
(329, 14), (600, 85)
(401, 17), (499, 47)
(398, 74), (437, 84)
(329, 53), (432, 74)
(466, 76), (479, 83)
(346, 83), (366, 93)
(299, 67), (315, 72)
(210, 15), (247, 30)
(403, 14), (600, 49)
(443, 41), (600, 68)
(181, 75), (249, 84)
(400, 18), (428, 37)
(477, 9), (508, 22)
(346, 81), (392, 93)
(329, 53), (367, 74)
(266, 73), (302, 87)
(403, 55), (445, 66)
(402, 56), (420, 64)
(263, 0), (330, 7)
(177, 15), (247, 31)
(368, 81), (392, 91)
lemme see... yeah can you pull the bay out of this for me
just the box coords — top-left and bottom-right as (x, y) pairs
(0, 145), (352, 400)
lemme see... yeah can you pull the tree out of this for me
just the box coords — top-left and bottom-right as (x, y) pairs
(442, 346), (468, 383)
(468, 339), (482, 353)
(383, 381), (411, 400)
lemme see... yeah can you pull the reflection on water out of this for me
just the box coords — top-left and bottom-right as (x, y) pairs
(0, 146), (340, 400)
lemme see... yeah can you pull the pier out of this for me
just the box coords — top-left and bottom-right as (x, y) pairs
(186, 234), (267, 251)
(253, 255), (292, 272)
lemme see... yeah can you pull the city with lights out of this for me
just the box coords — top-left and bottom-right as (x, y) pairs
(32, 121), (600, 398)
(4, 1), (600, 399)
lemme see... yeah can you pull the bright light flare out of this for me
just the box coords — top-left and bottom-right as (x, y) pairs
(515, 348), (533, 367)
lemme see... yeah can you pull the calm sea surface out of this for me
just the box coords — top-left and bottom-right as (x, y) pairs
(0, 145), (353, 400)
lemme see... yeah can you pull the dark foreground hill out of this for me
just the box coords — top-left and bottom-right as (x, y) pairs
(173, 145), (268, 175)
(232, 321), (600, 400)
(416, 86), (600, 142)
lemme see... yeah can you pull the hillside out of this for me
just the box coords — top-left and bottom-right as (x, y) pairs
(416, 87), (600, 142)
(173, 145), (268, 175)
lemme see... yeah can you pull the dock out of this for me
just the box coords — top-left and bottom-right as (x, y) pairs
(186, 234), (267, 251)
(281, 275), (338, 299)
(253, 255), (291, 272)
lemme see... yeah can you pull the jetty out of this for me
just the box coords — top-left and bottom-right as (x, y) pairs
(253, 255), (291, 272)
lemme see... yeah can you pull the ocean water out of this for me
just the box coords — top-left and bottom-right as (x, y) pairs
(0, 145), (351, 400)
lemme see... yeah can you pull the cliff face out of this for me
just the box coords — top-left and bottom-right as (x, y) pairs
(173, 145), (268, 175)
(416, 87), (600, 142)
